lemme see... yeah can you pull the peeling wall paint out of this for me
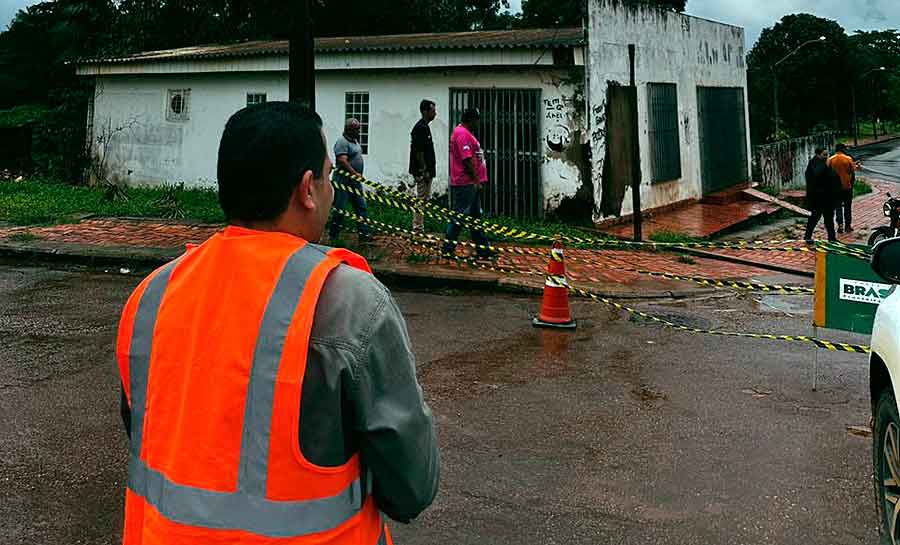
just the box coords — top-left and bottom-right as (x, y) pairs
(91, 67), (586, 218)
(587, 0), (750, 221)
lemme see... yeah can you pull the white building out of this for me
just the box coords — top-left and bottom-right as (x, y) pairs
(587, 0), (751, 220)
(77, 4), (751, 222)
(77, 29), (587, 219)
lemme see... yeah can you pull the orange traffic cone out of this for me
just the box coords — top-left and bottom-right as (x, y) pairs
(532, 241), (576, 329)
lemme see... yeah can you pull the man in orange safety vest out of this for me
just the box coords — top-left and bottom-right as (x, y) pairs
(116, 102), (439, 545)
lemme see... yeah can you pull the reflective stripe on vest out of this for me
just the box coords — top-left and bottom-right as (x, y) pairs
(125, 244), (365, 538)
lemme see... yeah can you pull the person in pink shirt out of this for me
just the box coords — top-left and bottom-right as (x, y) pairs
(443, 108), (495, 259)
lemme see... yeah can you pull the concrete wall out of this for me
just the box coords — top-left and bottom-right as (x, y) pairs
(752, 133), (837, 192)
(89, 66), (583, 213)
(586, 0), (750, 220)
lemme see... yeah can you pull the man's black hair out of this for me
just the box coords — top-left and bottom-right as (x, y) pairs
(217, 101), (325, 223)
(420, 99), (436, 115)
(461, 108), (480, 123)
(815, 146), (826, 155)
(835, 143), (847, 152)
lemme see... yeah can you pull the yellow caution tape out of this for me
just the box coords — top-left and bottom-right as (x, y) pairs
(333, 208), (816, 295)
(573, 284), (870, 354)
(402, 236), (868, 354)
(331, 173), (869, 260)
(398, 235), (869, 354)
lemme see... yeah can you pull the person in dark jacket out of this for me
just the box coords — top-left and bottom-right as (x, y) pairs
(804, 146), (839, 242)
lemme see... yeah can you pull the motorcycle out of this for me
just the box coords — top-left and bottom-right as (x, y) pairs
(868, 193), (900, 247)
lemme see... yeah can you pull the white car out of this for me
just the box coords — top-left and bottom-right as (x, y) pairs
(869, 238), (900, 544)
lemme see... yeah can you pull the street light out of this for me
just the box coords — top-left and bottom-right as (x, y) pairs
(772, 36), (827, 139)
(851, 66), (886, 145)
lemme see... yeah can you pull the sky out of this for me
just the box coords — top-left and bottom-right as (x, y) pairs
(2, 0), (899, 49)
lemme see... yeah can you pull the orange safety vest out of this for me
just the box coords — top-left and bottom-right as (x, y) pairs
(116, 226), (391, 545)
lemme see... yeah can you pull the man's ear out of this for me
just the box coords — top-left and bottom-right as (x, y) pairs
(295, 170), (316, 211)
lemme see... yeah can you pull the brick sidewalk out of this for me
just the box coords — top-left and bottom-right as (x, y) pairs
(3, 180), (887, 290)
(0, 217), (780, 295)
(712, 179), (891, 274)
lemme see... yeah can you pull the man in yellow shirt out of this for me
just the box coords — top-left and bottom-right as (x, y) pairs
(827, 143), (859, 233)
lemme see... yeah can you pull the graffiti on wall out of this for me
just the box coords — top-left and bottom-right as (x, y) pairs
(546, 124), (572, 153)
(590, 100), (608, 215)
(542, 95), (578, 153)
(752, 132), (837, 192)
(544, 97), (566, 122)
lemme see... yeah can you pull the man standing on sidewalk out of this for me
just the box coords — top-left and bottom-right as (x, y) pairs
(329, 118), (371, 243)
(442, 108), (494, 259)
(409, 99), (437, 233)
(804, 147), (839, 242)
(828, 143), (859, 234)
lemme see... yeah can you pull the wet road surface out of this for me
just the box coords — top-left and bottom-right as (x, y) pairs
(0, 264), (878, 544)
(857, 139), (900, 183)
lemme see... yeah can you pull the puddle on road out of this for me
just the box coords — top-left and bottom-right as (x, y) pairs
(420, 322), (668, 408)
(420, 327), (588, 401)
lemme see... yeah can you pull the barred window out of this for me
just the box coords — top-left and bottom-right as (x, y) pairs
(246, 93), (267, 106)
(648, 83), (681, 182)
(344, 91), (370, 154)
(166, 89), (191, 122)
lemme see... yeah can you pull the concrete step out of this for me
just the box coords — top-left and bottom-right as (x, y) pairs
(700, 182), (758, 205)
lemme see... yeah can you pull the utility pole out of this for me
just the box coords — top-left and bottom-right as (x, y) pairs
(771, 36), (826, 140)
(856, 67), (885, 145)
(772, 69), (780, 138)
(873, 89), (879, 141)
(851, 84), (858, 146)
(628, 44), (642, 242)
(289, 0), (315, 109)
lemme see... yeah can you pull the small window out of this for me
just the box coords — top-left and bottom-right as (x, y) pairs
(344, 91), (370, 154)
(166, 89), (191, 122)
(648, 83), (681, 182)
(247, 93), (267, 106)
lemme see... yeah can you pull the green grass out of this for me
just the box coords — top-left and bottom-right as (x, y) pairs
(0, 104), (50, 128)
(1, 177), (608, 250)
(647, 230), (703, 244)
(855, 178), (874, 198)
(405, 252), (430, 264)
(365, 193), (605, 246)
(838, 121), (900, 145)
(758, 185), (781, 198)
(0, 178), (223, 225)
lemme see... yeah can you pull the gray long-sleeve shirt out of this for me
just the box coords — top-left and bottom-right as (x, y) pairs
(121, 262), (439, 523)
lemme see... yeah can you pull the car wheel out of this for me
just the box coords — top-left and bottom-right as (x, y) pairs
(875, 389), (900, 544)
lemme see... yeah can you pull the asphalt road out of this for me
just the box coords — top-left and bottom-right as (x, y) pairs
(0, 263), (879, 544)
(856, 138), (900, 183)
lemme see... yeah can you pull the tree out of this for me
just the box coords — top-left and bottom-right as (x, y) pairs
(849, 30), (900, 126)
(747, 14), (851, 143)
(0, 0), (519, 179)
(518, 0), (684, 29)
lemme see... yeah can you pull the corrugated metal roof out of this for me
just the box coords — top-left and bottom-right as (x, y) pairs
(77, 28), (583, 65)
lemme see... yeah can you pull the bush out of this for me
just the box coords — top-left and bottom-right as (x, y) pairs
(854, 178), (873, 198)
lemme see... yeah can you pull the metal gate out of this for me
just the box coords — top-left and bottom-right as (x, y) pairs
(697, 87), (749, 194)
(449, 88), (542, 218)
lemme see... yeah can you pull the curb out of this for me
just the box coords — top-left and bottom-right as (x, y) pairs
(852, 135), (900, 150)
(0, 241), (720, 300)
(674, 246), (814, 278)
(0, 241), (177, 269)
